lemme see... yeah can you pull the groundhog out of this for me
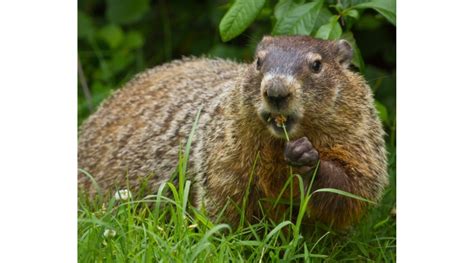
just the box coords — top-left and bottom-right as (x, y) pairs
(78, 35), (388, 229)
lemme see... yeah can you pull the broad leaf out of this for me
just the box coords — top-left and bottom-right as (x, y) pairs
(312, 7), (333, 32)
(219, 0), (266, 42)
(106, 0), (150, 25)
(274, 0), (295, 21)
(341, 0), (371, 8)
(274, 0), (306, 21)
(314, 16), (342, 40)
(272, 0), (324, 35)
(353, 0), (396, 25)
(345, 9), (360, 20)
(341, 31), (365, 73)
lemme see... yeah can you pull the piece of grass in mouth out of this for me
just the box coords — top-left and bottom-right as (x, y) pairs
(275, 115), (287, 127)
(275, 114), (290, 142)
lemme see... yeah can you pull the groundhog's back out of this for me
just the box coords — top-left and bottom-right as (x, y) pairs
(78, 58), (243, 194)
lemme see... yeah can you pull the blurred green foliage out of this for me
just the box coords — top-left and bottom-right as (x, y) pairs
(78, 0), (395, 148)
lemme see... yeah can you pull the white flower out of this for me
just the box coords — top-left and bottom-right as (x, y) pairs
(114, 189), (132, 200)
(103, 229), (116, 238)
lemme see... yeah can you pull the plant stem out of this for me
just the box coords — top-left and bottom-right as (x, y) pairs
(282, 123), (294, 220)
(282, 123), (290, 142)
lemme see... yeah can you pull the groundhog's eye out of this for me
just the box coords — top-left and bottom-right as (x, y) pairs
(256, 57), (262, 70)
(310, 60), (322, 73)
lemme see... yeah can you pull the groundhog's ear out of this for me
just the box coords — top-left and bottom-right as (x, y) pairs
(261, 36), (272, 43)
(257, 36), (272, 49)
(335, 39), (353, 68)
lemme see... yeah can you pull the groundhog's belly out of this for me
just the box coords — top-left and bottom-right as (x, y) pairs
(78, 58), (242, 195)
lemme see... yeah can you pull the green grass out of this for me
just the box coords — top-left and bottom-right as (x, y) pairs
(78, 166), (395, 261)
(78, 154), (395, 262)
(78, 117), (396, 262)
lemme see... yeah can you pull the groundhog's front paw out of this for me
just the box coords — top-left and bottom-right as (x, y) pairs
(284, 137), (319, 168)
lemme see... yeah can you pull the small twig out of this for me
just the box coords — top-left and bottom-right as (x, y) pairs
(78, 56), (94, 113)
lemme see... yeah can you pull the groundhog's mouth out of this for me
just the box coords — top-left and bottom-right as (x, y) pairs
(259, 111), (297, 137)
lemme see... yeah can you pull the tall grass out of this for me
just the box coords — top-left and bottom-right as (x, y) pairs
(78, 112), (396, 262)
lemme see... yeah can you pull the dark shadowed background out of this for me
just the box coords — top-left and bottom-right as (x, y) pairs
(78, 0), (395, 143)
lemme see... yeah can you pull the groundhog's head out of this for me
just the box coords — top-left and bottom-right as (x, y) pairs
(242, 35), (354, 139)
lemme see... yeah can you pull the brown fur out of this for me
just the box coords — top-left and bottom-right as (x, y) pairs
(78, 36), (388, 229)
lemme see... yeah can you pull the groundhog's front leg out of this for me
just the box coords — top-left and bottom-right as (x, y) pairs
(284, 137), (365, 229)
(284, 137), (319, 173)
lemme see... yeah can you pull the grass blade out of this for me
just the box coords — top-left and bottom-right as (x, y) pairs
(312, 188), (376, 204)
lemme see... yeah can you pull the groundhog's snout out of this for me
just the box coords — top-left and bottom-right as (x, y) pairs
(262, 74), (294, 110)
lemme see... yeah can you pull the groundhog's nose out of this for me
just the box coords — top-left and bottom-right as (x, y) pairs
(264, 79), (291, 109)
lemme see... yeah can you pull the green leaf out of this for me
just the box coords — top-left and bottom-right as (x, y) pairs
(78, 168), (102, 196)
(341, 31), (365, 73)
(333, 1), (344, 12)
(235, 240), (262, 247)
(190, 224), (231, 261)
(219, 0), (266, 42)
(98, 24), (124, 49)
(313, 7), (333, 32)
(272, 0), (324, 35)
(264, 221), (293, 242)
(341, 0), (372, 8)
(374, 100), (389, 125)
(106, 0), (150, 25)
(274, 0), (296, 21)
(314, 16), (342, 40)
(373, 7), (396, 25)
(345, 9), (359, 20)
(352, 0), (396, 25)
(182, 107), (202, 175)
(313, 188), (376, 204)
